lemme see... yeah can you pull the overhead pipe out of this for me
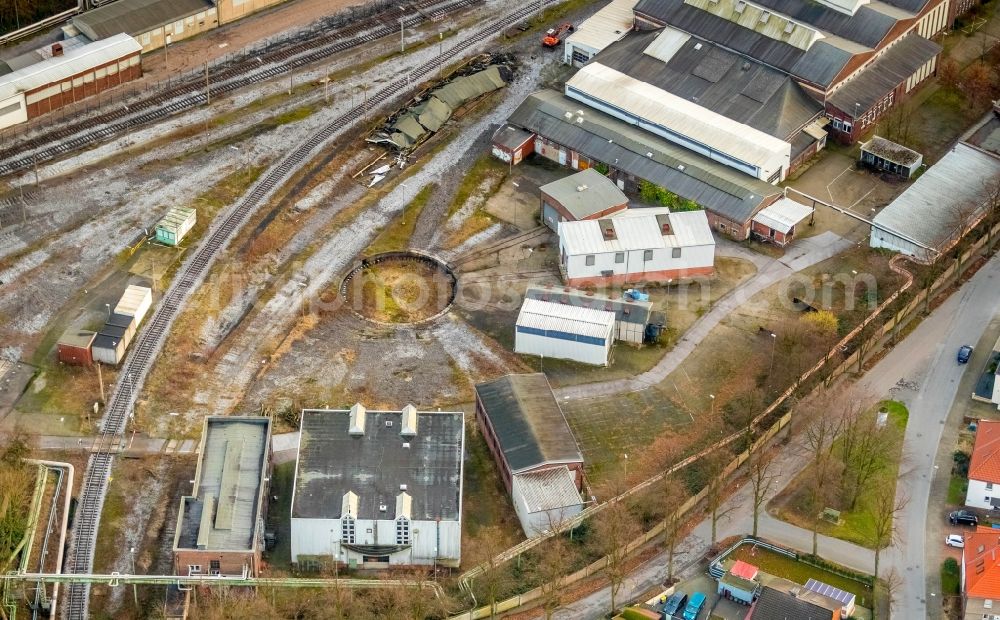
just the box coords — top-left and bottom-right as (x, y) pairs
(25, 460), (74, 620)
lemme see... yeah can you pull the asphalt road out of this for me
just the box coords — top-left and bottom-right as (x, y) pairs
(555, 253), (1000, 620)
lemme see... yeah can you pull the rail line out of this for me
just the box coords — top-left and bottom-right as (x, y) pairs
(0, 0), (482, 177)
(61, 1), (550, 617)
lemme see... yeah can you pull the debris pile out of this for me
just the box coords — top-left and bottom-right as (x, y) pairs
(369, 53), (516, 152)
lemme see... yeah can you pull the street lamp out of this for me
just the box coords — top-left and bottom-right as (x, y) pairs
(105, 303), (111, 320)
(709, 394), (715, 418)
(768, 332), (777, 377)
(400, 14), (406, 53)
(623, 453), (628, 480)
(129, 546), (138, 607)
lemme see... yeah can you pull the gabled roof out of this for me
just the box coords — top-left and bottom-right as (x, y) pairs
(964, 527), (1000, 598)
(517, 298), (616, 340)
(595, 29), (823, 140)
(73, 0), (214, 40)
(540, 168), (628, 219)
(750, 586), (835, 620)
(0, 33), (141, 101)
(970, 420), (1000, 484)
(632, 0), (855, 87)
(559, 208), (715, 255)
(752, 197), (813, 233)
(828, 34), (941, 115)
(474, 374), (584, 473)
(731, 560), (759, 580)
(507, 90), (780, 225)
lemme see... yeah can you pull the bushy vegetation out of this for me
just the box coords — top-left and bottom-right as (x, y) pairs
(0, 435), (34, 572)
(638, 180), (701, 211)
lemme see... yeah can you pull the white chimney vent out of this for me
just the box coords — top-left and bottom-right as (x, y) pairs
(401, 404), (418, 437)
(379, 503), (387, 512)
(349, 403), (366, 435)
(400, 484), (408, 491)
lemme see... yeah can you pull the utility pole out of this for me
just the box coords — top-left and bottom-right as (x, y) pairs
(400, 16), (405, 53)
(33, 155), (39, 187)
(438, 32), (444, 77)
(205, 63), (210, 105)
(96, 362), (105, 403)
(129, 546), (138, 607)
(288, 72), (293, 96)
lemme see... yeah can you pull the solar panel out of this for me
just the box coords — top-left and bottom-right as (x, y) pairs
(804, 578), (854, 604)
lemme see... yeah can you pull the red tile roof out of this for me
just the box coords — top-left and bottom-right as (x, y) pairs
(731, 560), (759, 580)
(964, 527), (1000, 598)
(970, 421), (1000, 484)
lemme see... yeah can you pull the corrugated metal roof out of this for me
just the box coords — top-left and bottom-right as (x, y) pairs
(596, 30), (823, 140)
(567, 62), (790, 170)
(737, 0), (901, 47)
(115, 284), (151, 316)
(565, 0), (638, 53)
(633, 0), (854, 87)
(872, 142), (1000, 250)
(752, 197), (813, 233)
(517, 298), (615, 340)
(560, 208), (714, 254)
(512, 466), (582, 513)
(828, 34), (940, 115)
(0, 33), (140, 101)
(507, 90), (779, 224)
(72, 0), (213, 40)
(474, 374), (583, 473)
(157, 206), (196, 233)
(540, 168), (628, 218)
(686, 0), (822, 51)
(525, 285), (653, 325)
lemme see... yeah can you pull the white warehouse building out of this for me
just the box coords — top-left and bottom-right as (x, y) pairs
(290, 404), (464, 569)
(558, 208), (715, 287)
(515, 298), (615, 366)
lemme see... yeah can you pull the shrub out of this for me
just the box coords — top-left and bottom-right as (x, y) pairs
(953, 450), (971, 477)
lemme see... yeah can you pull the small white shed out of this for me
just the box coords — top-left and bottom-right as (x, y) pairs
(515, 298), (614, 366)
(114, 285), (152, 326)
(512, 466), (584, 537)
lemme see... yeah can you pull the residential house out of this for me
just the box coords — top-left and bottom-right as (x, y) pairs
(747, 585), (838, 619)
(962, 526), (1000, 620)
(966, 420), (1000, 510)
(972, 335), (1000, 409)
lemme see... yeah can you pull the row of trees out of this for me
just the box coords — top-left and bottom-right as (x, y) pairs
(0, 0), (74, 35)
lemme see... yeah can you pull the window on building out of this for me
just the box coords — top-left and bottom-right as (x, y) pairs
(671, 248), (682, 258)
(396, 518), (411, 545)
(209, 560), (220, 575)
(643, 249), (653, 261)
(614, 252), (624, 264)
(585, 255), (595, 266)
(342, 516), (356, 544)
(832, 118), (843, 131)
(988, 482), (994, 491)
(188, 565), (202, 574)
(141, 32), (150, 46)
(842, 122), (853, 134)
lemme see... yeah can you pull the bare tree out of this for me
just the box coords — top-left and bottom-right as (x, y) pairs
(590, 500), (642, 614)
(469, 526), (514, 619)
(840, 400), (895, 509)
(945, 199), (981, 275)
(532, 536), (576, 620)
(963, 62), (995, 109)
(855, 315), (884, 373)
(870, 481), (909, 579)
(981, 174), (1000, 256)
(703, 453), (736, 545)
(660, 475), (689, 583)
(882, 567), (903, 619)
(802, 400), (845, 555)
(747, 447), (780, 537)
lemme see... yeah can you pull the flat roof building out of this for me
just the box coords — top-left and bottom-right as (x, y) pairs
(860, 136), (923, 179)
(539, 168), (629, 231)
(173, 416), (272, 577)
(56, 328), (96, 366)
(525, 285), (656, 344)
(474, 374), (585, 537)
(290, 405), (464, 569)
(72, 0), (219, 53)
(750, 197), (814, 247)
(155, 206), (197, 247)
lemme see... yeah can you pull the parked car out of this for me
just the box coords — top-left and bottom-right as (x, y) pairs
(958, 345), (974, 364)
(946, 534), (966, 548)
(682, 592), (706, 620)
(950, 510), (979, 526)
(662, 591), (687, 619)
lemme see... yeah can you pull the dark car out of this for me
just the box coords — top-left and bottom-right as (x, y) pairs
(662, 591), (687, 619)
(958, 345), (973, 364)
(950, 510), (979, 526)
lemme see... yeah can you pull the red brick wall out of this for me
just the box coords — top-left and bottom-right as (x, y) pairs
(173, 549), (259, 578)
(566, 265), (716, 288)
(57, 344), (92, 366)
(24, 54), (142, 120)
(475, 395), (514, 494)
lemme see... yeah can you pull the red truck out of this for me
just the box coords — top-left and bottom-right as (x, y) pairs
(542, 23), (574, 48)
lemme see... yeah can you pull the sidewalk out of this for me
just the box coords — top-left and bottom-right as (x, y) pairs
(554, 231), (852, 400)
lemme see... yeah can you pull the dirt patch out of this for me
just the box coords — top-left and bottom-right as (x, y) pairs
(343, 255), (456, 324)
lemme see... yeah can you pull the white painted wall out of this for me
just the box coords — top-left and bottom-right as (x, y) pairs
(868, 227), (932, 262)
(560, 243), (715, 281)
(965, 478), (997, 510)
(512, 488), (583, 538)
(290, 516), (461, 567)
(0, 93), (27, 130)
(514, 329), (610, 366)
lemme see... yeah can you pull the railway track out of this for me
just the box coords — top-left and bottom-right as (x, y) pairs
(0, 0), (482, 177)
(61, 1), (552, 617)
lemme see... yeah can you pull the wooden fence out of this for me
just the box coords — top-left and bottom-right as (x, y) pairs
(452, 223), (1000, 619)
